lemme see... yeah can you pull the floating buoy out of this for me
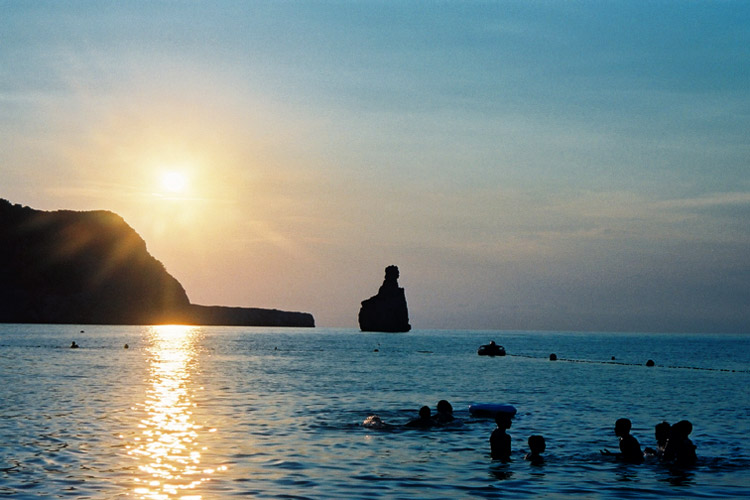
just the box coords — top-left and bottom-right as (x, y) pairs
(549, 353), (557, 361)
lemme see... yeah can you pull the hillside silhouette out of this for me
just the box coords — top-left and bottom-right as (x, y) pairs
(0, 199), (314, 327)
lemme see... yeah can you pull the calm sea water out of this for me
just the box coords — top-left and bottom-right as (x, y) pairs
(1, 325), (749, 499)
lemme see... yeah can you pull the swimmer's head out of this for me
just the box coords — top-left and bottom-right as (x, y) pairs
(615, 418), (631, 437)
(363, 415), (385, 428)
(419, 406), (431, 419)
(655, 421), (671, 444)
(437, 400), (452, 414)
(528, 435), (546, 454)
(673, 420), (693, 437)
(495, 414), (512, 429)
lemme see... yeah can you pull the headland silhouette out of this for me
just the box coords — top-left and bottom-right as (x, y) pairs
(0, 199), (314, 327)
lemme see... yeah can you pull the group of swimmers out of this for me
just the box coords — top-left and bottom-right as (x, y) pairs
(365, 405), (697, 468)
(362, 400), (458, 430)
(405, 400), (458, 427)
(490, 415), (697, 466)
(489, 413), (545, 464)
(601, 417), (697, 466)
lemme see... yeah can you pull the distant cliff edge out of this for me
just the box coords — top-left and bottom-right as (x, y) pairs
(0, 199), (314, 327)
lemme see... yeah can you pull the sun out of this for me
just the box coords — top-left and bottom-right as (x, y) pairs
(160, 171), (189, 193)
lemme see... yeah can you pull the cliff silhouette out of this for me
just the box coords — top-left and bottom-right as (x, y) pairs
(358, 265), (411, 332)
(0, 199), (314, 327)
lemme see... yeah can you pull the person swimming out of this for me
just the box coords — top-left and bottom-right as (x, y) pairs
(616, 418), (643, 463)
(434, 400), (456, 425)
(663, 420), (697, 467)
(644, 421), (671, 458)
(490, 414), (512, 461)
(602, 418), (643, 464)
(405, 406), (434, 428)
(524, 435), (546, 465)
(70, 341), (79, 349)
(362, 415), (390, 429)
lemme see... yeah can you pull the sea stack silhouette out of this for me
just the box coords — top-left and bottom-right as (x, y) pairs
(358, 265), (411, 332)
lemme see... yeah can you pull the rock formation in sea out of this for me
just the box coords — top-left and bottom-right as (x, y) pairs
(0, 199), (314, 327)
(358, 265), (411, 332)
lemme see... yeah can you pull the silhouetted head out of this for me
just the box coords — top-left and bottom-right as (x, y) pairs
(419, 405), (431, 420)
(437, 400), (453, 415)
(528, 435), (546, 454)
(672, 420), (693, 438)
(615, 418), (632, 437)
(384, 265), (400, 282)
(495, 414), (512, 430)
(655, 421), (671, 445)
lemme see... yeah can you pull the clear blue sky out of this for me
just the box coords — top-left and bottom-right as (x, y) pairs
(2, 1), (749, 332)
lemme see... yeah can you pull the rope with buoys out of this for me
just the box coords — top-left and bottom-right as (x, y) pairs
(506, 353), (750, 373)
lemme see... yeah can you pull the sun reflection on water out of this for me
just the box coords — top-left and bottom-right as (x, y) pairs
(127, 325), (226, 499)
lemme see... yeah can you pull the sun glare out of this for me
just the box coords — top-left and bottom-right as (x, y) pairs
(161, 171), (188, 193)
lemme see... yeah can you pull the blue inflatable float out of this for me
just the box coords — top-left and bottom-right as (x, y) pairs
(469, 403), (517, 418)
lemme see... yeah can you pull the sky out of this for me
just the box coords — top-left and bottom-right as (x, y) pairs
(2, 1), (749, 333)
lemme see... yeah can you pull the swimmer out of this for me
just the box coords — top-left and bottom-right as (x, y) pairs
(405, 406), (433, 428)
(362, 415), (390, 429)
(602, 418), (643, 463)
(70, 341), (79, 349)
(524, 435), (546, 465)
(644, 421), (670, 458)
(434, 400), (455, 425)
(663, 420), (697, 467)
(490, 414), (512, 461)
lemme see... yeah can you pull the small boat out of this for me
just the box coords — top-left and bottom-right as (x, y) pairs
(477, 342), (505, 356)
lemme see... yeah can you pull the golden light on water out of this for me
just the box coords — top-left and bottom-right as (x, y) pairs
(127, 325), (226, 499)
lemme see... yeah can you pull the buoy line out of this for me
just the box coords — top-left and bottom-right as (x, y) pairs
(506, 353), (749, 373)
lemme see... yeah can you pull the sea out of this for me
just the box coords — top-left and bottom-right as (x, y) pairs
(1, 324), (749, 499)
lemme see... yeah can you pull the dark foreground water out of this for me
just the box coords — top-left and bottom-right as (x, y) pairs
(1, 325), (749, 499)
